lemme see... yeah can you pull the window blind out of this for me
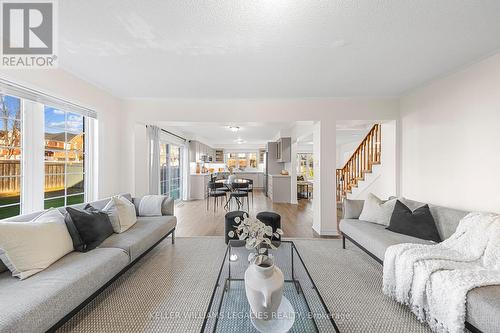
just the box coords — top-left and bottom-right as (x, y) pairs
(0, 78), (98, 119)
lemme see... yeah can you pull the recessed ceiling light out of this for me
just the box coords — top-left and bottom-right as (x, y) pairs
(227, 126), (240, 132)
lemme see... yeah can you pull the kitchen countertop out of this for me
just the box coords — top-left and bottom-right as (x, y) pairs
(232, 171), (264, 174)
(270, 174), (291, 178)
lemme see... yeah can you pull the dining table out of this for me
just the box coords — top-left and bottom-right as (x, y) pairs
(215, 178), (250, 210)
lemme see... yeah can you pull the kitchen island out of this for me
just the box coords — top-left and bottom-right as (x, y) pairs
(268, 174), (291, 203)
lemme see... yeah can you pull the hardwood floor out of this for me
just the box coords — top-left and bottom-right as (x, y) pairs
(174, 189), (318, 238)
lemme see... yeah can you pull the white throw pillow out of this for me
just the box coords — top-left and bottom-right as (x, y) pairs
(358, 193), (384, 224)
(0, 209), (74, 280)
(104, 196), (137, 233)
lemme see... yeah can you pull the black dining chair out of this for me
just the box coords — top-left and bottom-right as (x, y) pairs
(240, 178), (254, 207)
(207, 181), (227, 212)
(229, 182), (249, 212)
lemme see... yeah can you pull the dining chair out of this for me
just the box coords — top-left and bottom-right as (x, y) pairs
(240, 178), (254, 207)
(229, 182), (249, 212)
(207, 181), (227, 212)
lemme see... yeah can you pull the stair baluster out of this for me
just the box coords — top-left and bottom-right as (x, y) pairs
(336, 124), (381, 203)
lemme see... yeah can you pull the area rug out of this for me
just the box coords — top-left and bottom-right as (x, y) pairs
(57, 237), (457, 333)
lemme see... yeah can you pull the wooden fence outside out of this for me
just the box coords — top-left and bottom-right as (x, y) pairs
(0, 161), (71, 194)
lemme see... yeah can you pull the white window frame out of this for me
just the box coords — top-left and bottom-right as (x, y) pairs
(0, 79), (98, 217)
(1, 94), (97, 217)
(159, 140), (183, 201)
(42, 106), (87, 209)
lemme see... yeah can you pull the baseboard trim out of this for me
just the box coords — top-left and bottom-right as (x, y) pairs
(312, 224), (339, 236)
(342, 233), (483, 333)
(46, 228), (176, 333)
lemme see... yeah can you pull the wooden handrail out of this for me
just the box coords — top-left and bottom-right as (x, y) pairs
(336, 124), (381, 203)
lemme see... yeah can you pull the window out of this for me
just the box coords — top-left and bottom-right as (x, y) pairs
(160, 143), (182, 200)
(0, 81), (96, 219)
(297, 153), (314, 180)
(44, 107), (85, 208)
(225, 152), (258, 171)
(0, 95), (22, 218)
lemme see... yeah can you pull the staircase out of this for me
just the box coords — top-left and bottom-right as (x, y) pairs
(336, 124), (381, 203)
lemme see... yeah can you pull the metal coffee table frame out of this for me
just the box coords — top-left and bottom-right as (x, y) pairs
(200, 240), (340, 333)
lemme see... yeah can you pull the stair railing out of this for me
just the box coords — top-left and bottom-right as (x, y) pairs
(336, 124), (381, 203)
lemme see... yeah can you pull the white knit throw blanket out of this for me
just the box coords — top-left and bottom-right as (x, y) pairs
(383, 212), (500, 333)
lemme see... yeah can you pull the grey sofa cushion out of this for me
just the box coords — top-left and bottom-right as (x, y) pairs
(100, 216), (177, 261)
(466, 285), (500, 333)
(133, 196), (174, 216)
(340, 219), (433, 260)
(0, 248), (128, 333)
(57, 194), (132, 215)
(342, 199), (364, 219)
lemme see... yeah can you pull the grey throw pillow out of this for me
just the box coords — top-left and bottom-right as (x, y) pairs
(133, 196), (171, 216)
(378, 198), (398, 226)
(358, 193), (401, 226)
(343, 199), (365, 219)
(377, 197), (424, 226)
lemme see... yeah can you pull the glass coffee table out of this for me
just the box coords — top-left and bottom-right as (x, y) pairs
(200, 240), (340, 332)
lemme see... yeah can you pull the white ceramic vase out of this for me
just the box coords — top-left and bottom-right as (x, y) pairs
(228, 174), (237, 182)
(244, 256), (284, 321)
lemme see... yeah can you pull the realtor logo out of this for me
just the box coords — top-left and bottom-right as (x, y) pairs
(1, 0), (57, 67)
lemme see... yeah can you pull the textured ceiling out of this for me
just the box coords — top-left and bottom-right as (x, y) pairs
(157, 121), (294, 148)
(59, 0), (500, 98)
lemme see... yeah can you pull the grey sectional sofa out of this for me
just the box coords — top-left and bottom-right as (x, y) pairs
(0, 194), (176, 333)
(339, 198), (499, 333)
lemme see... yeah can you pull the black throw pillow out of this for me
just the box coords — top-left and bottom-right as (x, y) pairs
(386, 200), (441, 242)
(65, 205), (114, 252)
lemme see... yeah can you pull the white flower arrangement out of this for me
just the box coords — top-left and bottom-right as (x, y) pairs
(227, 213), (283, 265)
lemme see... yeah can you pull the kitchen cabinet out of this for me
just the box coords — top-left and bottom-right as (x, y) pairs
(258, 149), (265, 164)
(189, 174), (210, 199)
(189, 140), (216, 162)
(233, 172), (264, 188)
(268, 175), (291, 203)
(257, 173), (264, 188)
(276, 137), (291, 163)
(215, 149), (224, 162)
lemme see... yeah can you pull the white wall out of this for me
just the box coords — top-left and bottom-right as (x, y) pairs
(400, 53), (500, 213)
(336, 141), (359, 169)
(0, 68), (128, 198)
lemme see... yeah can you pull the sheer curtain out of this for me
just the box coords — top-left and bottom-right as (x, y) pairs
(147, 125), (161, 195)
(182, 141), (190, 201)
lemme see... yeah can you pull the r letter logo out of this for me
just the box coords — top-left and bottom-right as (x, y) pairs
(1, 1), (57, 67)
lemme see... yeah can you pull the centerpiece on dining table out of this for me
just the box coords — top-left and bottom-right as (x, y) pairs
(228, 213), (293, 331)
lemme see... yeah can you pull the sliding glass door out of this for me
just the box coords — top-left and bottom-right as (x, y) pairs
(160, 143), (182, 200)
